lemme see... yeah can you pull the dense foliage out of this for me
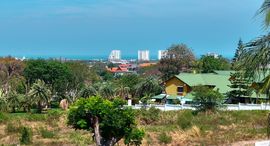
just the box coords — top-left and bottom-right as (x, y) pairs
(197, 55), (231, 73)
(237, 0), (270, 98)
(192, 86), (225, 112)
(158, 44), (195, 81)
(227, 72), (252, 104)
(67, 96), (144, 146)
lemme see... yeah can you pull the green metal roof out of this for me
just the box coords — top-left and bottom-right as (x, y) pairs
(166, 95), (178, 100)
(175, 72), (232, 94)
(152, 94), (166, 99)
(213, 70), (235, 75)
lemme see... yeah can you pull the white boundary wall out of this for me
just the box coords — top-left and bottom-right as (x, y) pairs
(129, 103), (270, 111)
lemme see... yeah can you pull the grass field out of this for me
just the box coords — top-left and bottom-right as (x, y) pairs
(0, 108), (269, 145)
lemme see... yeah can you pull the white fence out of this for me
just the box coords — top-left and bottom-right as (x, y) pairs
(130, 103), (270, 111)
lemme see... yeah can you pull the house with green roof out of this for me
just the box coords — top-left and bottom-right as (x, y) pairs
(152, 71), (268, 104)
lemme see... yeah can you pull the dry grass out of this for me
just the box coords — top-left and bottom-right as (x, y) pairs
(0, 109), (269, 146)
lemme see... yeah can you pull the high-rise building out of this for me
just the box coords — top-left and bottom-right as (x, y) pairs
(138, 50), (150, 61)
(158, 50), (168, 60)
(109, 50), (121, 61)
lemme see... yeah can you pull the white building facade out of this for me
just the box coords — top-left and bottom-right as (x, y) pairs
(158, 50), (168, 60)
(138, 50), (150, 61)
(109, 50), (121, 61)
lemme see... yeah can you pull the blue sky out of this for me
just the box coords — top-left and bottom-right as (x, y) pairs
(0, 0), (265, 59)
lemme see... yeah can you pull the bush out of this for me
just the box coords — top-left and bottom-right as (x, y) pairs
(20, 127), (32, 145)
(139, 107), (161, 125)
(124, 128), (145, 146)
(192, 86), (225, 112)
(158, 132), (172, 144)
(50, 101), (60, 108)
(5, 123), (22, 134)
(39, 127), (56, 138)
(177, 110), (193, 130)
(0, 112), (8, 123)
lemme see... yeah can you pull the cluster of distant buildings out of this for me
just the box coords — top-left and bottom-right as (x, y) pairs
(108, 50), (168, 63)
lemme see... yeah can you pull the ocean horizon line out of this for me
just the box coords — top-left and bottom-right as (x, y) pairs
(0, 54), (233, 60)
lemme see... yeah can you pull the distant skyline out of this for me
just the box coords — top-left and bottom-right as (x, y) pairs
(0, 0), (265, 59)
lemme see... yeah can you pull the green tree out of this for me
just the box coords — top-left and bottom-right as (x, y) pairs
(227, 72), (252, 103)
(115, 86), (130, 99)
(66, 61), (100, 90)
(232, 39), (244, 68)
(6, 92), (24, 112)
(134, 77), (163, 103)
(237, 1), (270, 98)
(158, 44), (195, 81)
(98, 83), (115, 100)
(78, 86), (97, 98)
(24, 60), (72, 98)
(199, 55), (231, 73)
(258, 0), (270, 28)
(67, 96), (144, 146)
(28, 80), (51, 113)
(192, 86), (225, 112)
(117, 74), (141, 98)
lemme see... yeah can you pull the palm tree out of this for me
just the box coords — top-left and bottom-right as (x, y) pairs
(28, 80), (51, 113)
(238, 0), (270, 98)
(115, 86), (130, 100)
(79, 86), (97, 98)
(134, 77), (163, 103)
(6, 92), (22, 112)
(99, 84), (115, 100)
(258, 0), (270, 28)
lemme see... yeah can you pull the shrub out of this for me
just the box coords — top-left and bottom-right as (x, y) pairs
(0, 112), (8, 123)
(177, 110), (193, 130)
(50, 101), (60, 108)
(158, 132), (172, 144)
(5, 123), (22, 134)
(124, 128), (145, 146)
(39, 127), (56, 138)
(139, 107), (161, 125)
(20, 127), (32, 145)
(192, 86), (225, 112)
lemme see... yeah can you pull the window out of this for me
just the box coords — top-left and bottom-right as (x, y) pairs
(177, 86), (184, 93)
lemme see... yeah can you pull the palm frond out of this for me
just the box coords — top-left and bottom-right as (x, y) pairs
(237, 34), (270, 80)
(258, 0), (270, 28)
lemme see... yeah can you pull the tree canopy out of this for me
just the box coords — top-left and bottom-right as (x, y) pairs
(67, 96), (144, 146)
(158, 44), (195, 81)
(198, 55), (231, 73)
(23, 60), (73, 97)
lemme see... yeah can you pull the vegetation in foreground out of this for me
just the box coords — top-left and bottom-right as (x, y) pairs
(0, 109), (268, 146)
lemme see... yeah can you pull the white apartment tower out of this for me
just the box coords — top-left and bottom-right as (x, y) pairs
(138, 50), (150, 61)
(158, 50), (168, 60)
(109, 50), (121, 61)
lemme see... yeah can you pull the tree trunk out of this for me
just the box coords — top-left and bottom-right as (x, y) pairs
(37, 101), (43, 113)
(101, 138), (118, 146)
(92, 116), (120, 146)
(93, 116), (102, 146)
